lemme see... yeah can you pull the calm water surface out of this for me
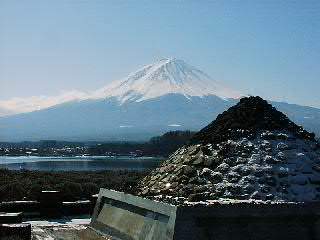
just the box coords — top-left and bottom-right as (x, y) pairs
(0, 156), (164, 171)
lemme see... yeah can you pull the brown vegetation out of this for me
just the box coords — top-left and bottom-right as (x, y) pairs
(0, 169), (147, 202)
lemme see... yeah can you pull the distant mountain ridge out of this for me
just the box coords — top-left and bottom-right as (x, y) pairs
(0, 94), (233, 141)
(0, 58), (319, 141)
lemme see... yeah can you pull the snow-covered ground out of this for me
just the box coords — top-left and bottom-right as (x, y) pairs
(27, 216), (112, 240)
(26, 217), (91, 227)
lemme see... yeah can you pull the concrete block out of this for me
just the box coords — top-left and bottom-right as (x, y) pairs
(0, 212), (22, 224)
(0, 201), (39, 213)
(39, 190), (62, 216)
(0, 223), (31, 240)
(39, 190), (62, 207)
(90, 189), (177, 240)
(90, 189), (320, 240)
(62, 200), (93, 215)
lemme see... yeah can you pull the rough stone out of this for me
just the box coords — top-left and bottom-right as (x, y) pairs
(277, 152), (286, 161)
(261, 132), (277, 140)
(265, 155), (280, 164)
(277, 142), (289, 151)
(260, 185), (271, 193)
(251, 191), (262, 200)
(187, 192), (208, 202)
(265, 176), (277, 187)
(249, 154), (262, 164)
(215, 163), (230, 173)
(137, 96), (320, 203)
(188, 145), (200, 156)
(277, 133), (289, 140)
(236, 157), (248, 164)
(309, 176), (320, 184)
(253, 168), (264, 177)
(240, 175), (257, 184)
(291, 175), (308, 185)
(227, 184), (242, 195)
(312, 165), (320, 172)
(183, 165), (196, 176)
(265, 194), (275, 200)
(208, 172), (223, 184)
(192, 155), (205, 165)
(243, 184), (255, 194)
(203, 157), (213, 167)
(227, 171), (242, 183)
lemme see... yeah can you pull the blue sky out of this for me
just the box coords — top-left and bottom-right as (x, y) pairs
(0, 0), (319, 109)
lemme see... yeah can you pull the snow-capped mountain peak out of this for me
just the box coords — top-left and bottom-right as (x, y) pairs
(94, 58), (242, 103)
(0, 58), (242, 116)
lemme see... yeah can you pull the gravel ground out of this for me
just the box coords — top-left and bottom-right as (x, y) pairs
(27, 216), (111, 240)
(32, 225), (111, 240)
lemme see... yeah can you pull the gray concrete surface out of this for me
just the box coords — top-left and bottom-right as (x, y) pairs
(91, 189), (320, 240)
(91, 189), (177, 240)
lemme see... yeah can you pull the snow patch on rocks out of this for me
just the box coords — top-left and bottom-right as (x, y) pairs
(138, 130), (320, 204)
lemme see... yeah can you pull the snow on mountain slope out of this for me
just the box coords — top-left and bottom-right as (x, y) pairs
(94, 58), (242, 103)
(0, 58), (241, 116)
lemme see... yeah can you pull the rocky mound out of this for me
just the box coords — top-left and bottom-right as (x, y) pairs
(137, 96), (320, 204)
(192, 96), (316, 144)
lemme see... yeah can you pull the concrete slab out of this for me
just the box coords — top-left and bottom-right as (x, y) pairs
(90, 189), (320, 240)
(0, 223), (31, 240)
(91, 189), (177, 240)
(0, 212), (23, 223)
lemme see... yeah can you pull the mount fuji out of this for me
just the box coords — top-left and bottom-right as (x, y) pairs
(93, 58), (241, 103)
(0, 58), (319, 141)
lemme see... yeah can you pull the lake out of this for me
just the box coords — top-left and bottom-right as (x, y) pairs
(0, 156), (164, 171)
